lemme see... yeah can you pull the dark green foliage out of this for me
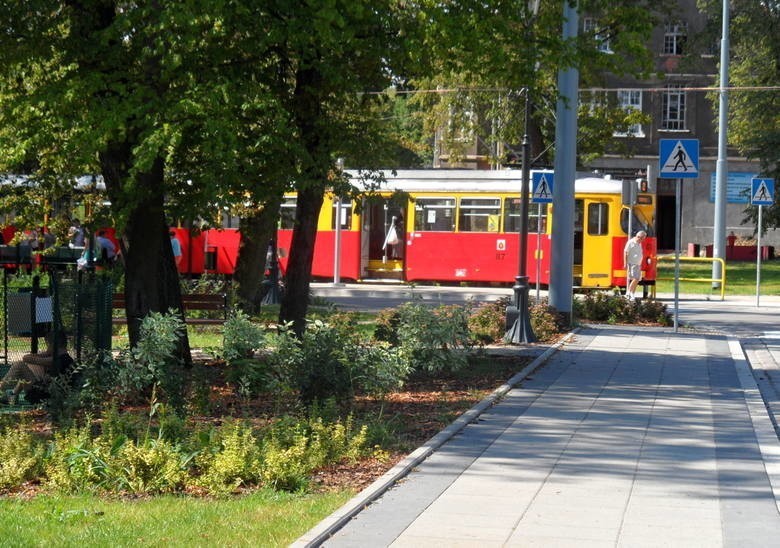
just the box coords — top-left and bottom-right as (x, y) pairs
(374, 307), (402, 346)
(529, 301), (569, 342)
(468, 297), (511, 345)
(574, 291), (672, 326)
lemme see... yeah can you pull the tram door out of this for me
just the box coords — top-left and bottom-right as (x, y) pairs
(573, 199), (584, 286)
(361, 199), (405, 280)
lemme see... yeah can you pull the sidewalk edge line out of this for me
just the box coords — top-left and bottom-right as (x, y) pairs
(291, 329), (578, 548)
(732, 338), (780, 514)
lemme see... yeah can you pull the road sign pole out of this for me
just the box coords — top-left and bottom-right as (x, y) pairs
(674, 178), (681, 333)
(535, 203), (542, 303)
(757, 204), (762, 308)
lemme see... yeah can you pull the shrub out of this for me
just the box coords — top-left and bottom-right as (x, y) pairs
(374, 308), (401, 345)
(195, 420), (262, 496)
(115, 311), (187, 409)
(574, 291), (672, 326)
(44, 425), (113, 493)
(270, 319), (409, 406)
(395, 303), (473, 374)
(0, 426), (44, 490)
(222, 309), (266, 363)
(114, 438), (189, 494)
(468, 297), (511, 344)
(529, 301), (568, 342)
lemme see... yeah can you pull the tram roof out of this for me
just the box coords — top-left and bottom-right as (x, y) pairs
(349, 169), (625, 195)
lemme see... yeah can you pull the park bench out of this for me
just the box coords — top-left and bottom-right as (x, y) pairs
(112, 293), (229, 325)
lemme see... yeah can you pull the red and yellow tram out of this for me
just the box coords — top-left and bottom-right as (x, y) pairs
(175, 169), (656, 289)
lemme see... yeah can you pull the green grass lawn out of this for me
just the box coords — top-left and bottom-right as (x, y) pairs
(0, 489), (352, 547)
(655, 258), (780, 296)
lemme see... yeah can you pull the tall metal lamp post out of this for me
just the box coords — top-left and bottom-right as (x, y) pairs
(505, 89), (537, 343)
(505, 0), (540, 344)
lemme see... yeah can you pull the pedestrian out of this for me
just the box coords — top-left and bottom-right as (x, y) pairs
(170, 230), (182, 268)
(623, 230), (646, 300)
(68, 218), (85, 247)
(95, 230), (117, 266)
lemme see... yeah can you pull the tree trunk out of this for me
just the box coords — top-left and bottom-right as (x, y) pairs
(279, 185), (324, 336)
(100, 149), (191, 363)
(234, 193), (283, 315)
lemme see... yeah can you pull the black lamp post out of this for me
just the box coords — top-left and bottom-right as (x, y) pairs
(505, 88), (537, 344)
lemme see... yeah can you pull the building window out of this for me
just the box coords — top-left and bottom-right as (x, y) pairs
(614, 90), (644, 137)
(583, 17), (612, 53)
(663, 22), (687, 55)
(661, 85), (686, 131)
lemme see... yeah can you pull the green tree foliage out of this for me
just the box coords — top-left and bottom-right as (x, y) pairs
(407, 0), (666, 168)
(699, 0), (780, 231)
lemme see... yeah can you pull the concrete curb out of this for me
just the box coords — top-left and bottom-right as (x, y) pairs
(732, 338), (780, 513)
(291, 330), (578, 548)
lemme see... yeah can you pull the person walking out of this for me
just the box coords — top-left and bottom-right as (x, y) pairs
(623, 230), (646, 300)
(170, 231), (182, 269)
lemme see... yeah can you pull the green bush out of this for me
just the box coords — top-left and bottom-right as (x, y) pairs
(468, 297), (511, 344)
(195, 420), (262, 496)
(574, 291), (672, 325)
(114, 438), (189, 494)
(44, 425), (113, 493)
(222, 309), (266, 363)
(0, 426), (44, 490)
(395, 303), (473, 374)
(270, 319), (409, 406)
(530, 301), (568, 342)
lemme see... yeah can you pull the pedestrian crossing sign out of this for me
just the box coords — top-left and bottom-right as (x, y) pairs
(531, 172), (554, 203)
(751, 178), (775, 206)
(659, 139), (699, 178)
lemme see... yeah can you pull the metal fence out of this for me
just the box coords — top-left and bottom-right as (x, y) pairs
(0, 266), (113, 381)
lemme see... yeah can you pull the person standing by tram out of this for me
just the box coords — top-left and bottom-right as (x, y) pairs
(623, 230), (646, 300)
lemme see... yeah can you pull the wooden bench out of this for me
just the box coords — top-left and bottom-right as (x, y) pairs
(112, 293), (228, 325)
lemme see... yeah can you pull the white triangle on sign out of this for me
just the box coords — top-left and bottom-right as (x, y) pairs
(753, 181), (772, 203)
(534, 174), (552, 199)
(661, 140), (698, 175)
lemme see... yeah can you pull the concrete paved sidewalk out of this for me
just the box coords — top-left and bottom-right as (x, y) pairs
(298, 326), (780, 547)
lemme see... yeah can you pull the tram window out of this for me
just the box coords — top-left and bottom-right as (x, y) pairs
(458, 197), (500, 232)
(331, 201), (352, 230)
(414, 198), (455, 231)
(620, 207), (654, 237)
(279, 197), (297, 229)
(587, 203), (609, 235)
(503, 198), (548, 233)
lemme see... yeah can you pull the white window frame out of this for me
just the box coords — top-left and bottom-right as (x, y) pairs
(614, 89), (644, 137)
(663, 21), (687, 55)
(661, 85), (686, 131)
(583, 17), (612, 53)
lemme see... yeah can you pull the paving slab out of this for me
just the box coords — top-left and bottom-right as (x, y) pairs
(297, 326), (780, 547)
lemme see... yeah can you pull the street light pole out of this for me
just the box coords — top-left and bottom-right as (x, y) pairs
(505, 88), (536, 344)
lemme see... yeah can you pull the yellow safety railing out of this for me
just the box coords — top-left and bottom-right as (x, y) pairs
(653, 255), (726, 300)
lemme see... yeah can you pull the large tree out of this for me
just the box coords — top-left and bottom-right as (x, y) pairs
(699, 0), (780, 231)
(0, 2), (279, 354)
(406, 0), (668, 168)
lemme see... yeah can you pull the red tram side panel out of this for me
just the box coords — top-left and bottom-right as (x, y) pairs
(404, 231), (551, 284)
